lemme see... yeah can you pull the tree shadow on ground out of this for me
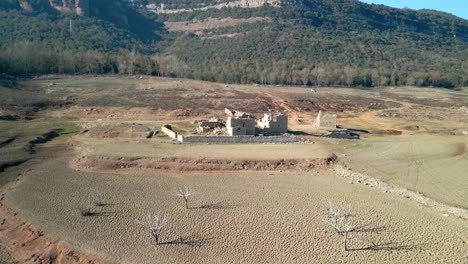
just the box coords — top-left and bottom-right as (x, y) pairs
(196, 202), (233, 210)
(80, 209), (114, 217)
(161, 235), (214, 248)
(95, 202), (114, 207)
(350, 224), (421, 252)
(354, 224), (387, 234)
(350, 242), (419, 252)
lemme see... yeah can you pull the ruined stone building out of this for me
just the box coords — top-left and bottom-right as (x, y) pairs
(225, 108), (289, 136)
(313, 111), (336, 129)
(257, 112), (288, 135)
(226, 114), (256, 136)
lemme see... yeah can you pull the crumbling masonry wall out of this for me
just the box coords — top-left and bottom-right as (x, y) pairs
(227, 116), (256, 136)
(314, 111), (336, 129)
(161, 126), (178, 140)
(160, 125), (302, 143)
(257, 113), (288, 134)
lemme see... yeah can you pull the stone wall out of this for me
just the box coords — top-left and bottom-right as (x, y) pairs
(161, 126), (178, 140)
(227, 117), (256, 135)
(257, 113), (288, 134)
(162, 124), (302, 143)
(227, 126), (247, 136)
(314, 111), (336, 129)
(178, 135), (302, 144)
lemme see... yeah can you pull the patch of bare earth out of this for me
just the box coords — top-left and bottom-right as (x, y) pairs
(452, 143), (466, 157)
(165, 17), (271, 35)
(0, 196), (109, 264)
(71, 154), (338, 173)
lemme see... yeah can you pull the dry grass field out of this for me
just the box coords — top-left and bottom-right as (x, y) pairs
(0, 76), (467, 263)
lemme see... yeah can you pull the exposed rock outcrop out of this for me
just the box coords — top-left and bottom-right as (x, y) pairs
(48, 0), (89, 16)
(148, 0), (296, 14)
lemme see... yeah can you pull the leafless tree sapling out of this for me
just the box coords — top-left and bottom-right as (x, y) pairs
(176, 186), (193, 209)
(324, 200), (356, 251)
(137, 214), (167, 245)
(80, 197), (95, 216)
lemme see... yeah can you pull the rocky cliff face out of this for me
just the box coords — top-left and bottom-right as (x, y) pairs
(148, 0), (296, 14)
(48, 0), (89, 16)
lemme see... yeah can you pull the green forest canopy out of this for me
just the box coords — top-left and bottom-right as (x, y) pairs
(0, 0), (467, 88)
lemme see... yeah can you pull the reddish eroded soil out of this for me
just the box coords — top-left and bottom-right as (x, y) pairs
(452, 143), (466, 157)
(72, 154), (338, 173)
(0, 194), (109, 264)
(371, 129), (402, 135)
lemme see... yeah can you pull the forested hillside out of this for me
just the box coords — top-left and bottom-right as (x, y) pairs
(1, 0), (467, 88)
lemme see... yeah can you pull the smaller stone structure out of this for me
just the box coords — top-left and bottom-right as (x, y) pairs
(197, 118), (223, 134)
(313, 111), (336, 129)
(257, 112), (288, 135)
(199, 120), (222, 129)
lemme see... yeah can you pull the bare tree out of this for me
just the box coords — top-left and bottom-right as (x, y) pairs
(80, 196), (96, 216)
(94, 192), (106, 207)
(324, 200), (356, 251)
(137, 214), (167, 245)
(176, 186), (193, 209)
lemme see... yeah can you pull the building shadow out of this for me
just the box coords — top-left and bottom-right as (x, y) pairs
(288, 130), (311, 136)
(339, 127), (370, 134)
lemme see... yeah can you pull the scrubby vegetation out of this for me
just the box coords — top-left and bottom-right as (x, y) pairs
(0, 0), (467, 88)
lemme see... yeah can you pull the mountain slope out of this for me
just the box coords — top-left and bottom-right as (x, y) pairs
(0, 0), (467, 88)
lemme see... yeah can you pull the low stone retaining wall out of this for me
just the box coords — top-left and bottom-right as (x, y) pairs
(161, 126), (178, 140)
(179, 135), (303, 144)
(161, 125), (304, 144)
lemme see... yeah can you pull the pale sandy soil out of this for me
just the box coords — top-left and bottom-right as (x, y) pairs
(337, 135), (468, 210)
(0, 245), (17, 264)
(0, 198), (109, 264)
(7, 146), (468, 264)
